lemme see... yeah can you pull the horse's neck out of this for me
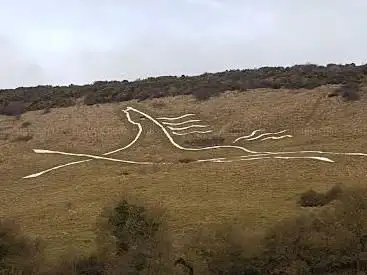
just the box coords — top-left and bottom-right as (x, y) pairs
(138, 118), (172, 144)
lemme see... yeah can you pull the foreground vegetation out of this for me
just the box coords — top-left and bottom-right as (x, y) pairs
(0, 63), (366, 116)
(1, 185), (366, 274)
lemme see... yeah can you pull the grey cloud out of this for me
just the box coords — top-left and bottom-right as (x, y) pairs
(0, 37), (48, 88)
(1, 1), (367, 88)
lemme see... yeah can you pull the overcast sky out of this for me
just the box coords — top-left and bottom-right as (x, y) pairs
(1, 0), (366, 89)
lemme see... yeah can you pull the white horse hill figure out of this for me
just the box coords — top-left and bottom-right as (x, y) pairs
(22, 106), (367, 179)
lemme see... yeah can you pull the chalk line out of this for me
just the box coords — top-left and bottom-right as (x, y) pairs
(233, 130), (288, 143)
(32, 149), (154, 164)
(273, 156), (335, 162)
(261, 135), (293, 141)
(123, 107), (259, 154)
(23, 160), (97, 179)
(233, 129), (264, 143)
(167, 124), (210, 131)
(195, 155), (334, 163)
(125, 107), (367, 160)
(157, 114), (196, 121)
(23, 149), (154, 178)
(239, 156), (272, 161)
(162, 120), (202, 126)
(243, 130), (288, 141)
(244, 151), (367, 157)
(171, 130), (213, 136)
(196, 157), (228, 163)
(22, 108), (145, 178)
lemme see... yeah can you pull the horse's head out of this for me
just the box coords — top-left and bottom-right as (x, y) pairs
(122, 106), (148, 125)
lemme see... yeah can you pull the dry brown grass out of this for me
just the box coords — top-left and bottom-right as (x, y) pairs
(0, 87), (366, 267)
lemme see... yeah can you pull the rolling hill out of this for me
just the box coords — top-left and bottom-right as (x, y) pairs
(0, 65), (367, 274)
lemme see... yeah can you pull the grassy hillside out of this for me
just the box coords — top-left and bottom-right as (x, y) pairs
(1, 83), (367, 273)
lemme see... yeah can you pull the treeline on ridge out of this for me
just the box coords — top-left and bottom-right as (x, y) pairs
(0, 63), (366, 116)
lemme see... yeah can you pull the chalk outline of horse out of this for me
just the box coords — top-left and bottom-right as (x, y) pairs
(22, 106), (367, 179)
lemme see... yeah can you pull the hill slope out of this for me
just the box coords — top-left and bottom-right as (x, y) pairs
(1, 85), (366, 263)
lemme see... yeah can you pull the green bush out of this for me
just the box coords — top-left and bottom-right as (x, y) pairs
(106, 200), (160, 255)
(94, 199), (172, 274)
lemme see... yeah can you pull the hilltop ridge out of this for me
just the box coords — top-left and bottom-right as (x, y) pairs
(0, 63), (366, 115)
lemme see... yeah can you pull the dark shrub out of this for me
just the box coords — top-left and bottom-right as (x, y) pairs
(192, 89), (211, 101)
(47, 199), (171, 274)
(106, 200), (160, 255)
(178, 158), (195, 164)
(11, 135), (33, 142)
(189, 187), (367, 274)
(174, 257), (194, 275)
(298, 189), (327, 207)
(74, 255), (106, 275)
(0, 219), (43, 274)
(192, 87), (220, 101)
(324, 184), (343, 202)
(0, 101), (25, 118)
(50, 255), (106, 275)
(84, 92), (98, 105)
(186, 223), (264, 275)
(95, 199), (171, 274)
(335, 83), (361, 101)
(327, 89), (340, 97)
(262, 187), (367, 274)
(21, 121), (31, 128)
(0, 133), (9, 141)
(298, 184), (343, 207)
(341, 89), (360, 101)
(42, 107), (51, 114)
